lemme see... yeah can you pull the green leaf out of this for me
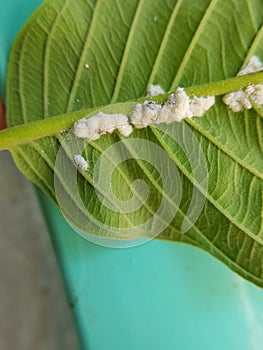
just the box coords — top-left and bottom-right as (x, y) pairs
(3, 0), (263, 286)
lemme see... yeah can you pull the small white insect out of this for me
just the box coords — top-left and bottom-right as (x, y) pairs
(245, 84), (263, 105)
(166, 88), (192, 121)
(223, 90), (252, 112)
(129, 101), (162, 128)
(84, 63), (90, 69)
(73, 112), (133, 141)
(73, 154), (89, 171)
(223, 55), (263, 112)
(237, 56), (263, 76)
(189, 95), (216, 117)
(146, 84), (165, 97)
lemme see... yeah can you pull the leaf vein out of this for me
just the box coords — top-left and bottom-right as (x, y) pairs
(170, 0), (219, 88)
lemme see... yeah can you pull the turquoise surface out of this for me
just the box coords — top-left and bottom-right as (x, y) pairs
(1, 1), (263, 349)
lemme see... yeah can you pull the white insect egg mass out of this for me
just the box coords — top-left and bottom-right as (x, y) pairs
(73, 112), (133, 141)
(223, 55), (263, 112)
(73, 154), (89, 171)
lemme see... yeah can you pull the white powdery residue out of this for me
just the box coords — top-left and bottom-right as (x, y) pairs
(129, 101), (162, 128)
(238, 56), (263, 76)
(223, 90), (252, 112)
(146, 84), (165, 97)
(189, 95), (216, 117)
(73, 154), (89, 171)
(246, 84), (263, 105)
(73, 112), (133, 141)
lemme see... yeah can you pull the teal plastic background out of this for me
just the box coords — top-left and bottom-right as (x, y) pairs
(1, 1), (263, 349)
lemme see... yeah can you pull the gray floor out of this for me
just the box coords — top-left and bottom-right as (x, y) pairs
(0, 151), (80, 349)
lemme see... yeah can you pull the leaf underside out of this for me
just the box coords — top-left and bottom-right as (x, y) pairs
(6, 0), (263, 286)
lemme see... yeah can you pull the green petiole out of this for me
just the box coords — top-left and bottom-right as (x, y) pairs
(0, 71), (262, 151)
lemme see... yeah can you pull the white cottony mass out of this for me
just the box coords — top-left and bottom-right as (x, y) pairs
(130, 88), (215, 127)
(129, 101), (162, 128)
(73, 112), (133, 141)
(165, 88), (192, 121)
(245, 83), (263, 105)
(223, 55), (263, 112)
(73, 89), (215, 141)
(237, 56), (263, 76)
(223, 90), (252, 112)
(189, 95), (216, 117)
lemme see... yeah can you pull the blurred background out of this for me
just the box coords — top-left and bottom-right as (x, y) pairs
(0, 151), (80, 349)
(2, 1), (263, 350)
(0, 1), (80, 348)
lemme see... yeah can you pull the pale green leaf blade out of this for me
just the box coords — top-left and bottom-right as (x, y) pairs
(4, 0), (263, 287)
